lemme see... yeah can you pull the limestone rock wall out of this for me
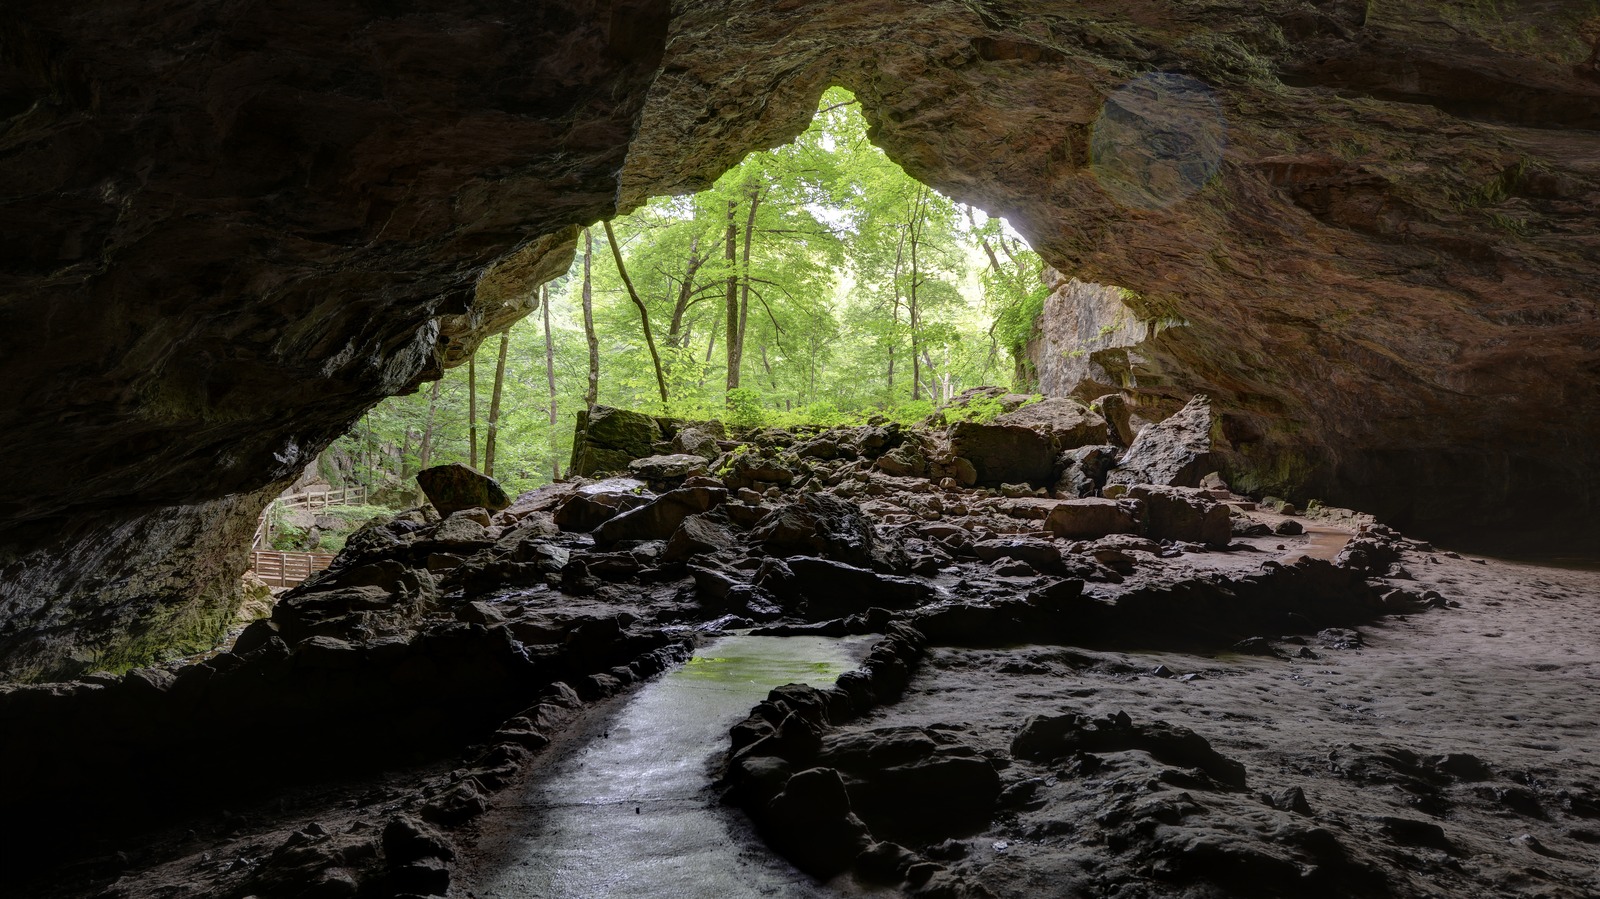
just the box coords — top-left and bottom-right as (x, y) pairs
(3, 0), (1598, 677)
(1025, 271), (1155, 399)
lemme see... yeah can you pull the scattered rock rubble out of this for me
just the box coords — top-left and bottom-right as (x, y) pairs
(8, 395), (1596, 899)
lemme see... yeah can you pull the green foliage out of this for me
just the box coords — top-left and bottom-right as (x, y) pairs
(942, 392), (1040, 425)
(268, 523), (306, 551)
(341, 86), (1067, 490)
(725, 387), (767, 430)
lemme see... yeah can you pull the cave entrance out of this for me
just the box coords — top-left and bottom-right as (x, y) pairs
(317, 88), (1062, 504)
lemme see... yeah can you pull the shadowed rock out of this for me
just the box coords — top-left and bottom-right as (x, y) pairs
(417, 464), (511, 517)
(1106, 396), (1217, 489)
(1012, 711), (1247, 789)
(948, 421), (1055, 488)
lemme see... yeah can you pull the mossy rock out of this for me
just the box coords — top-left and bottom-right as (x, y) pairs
(570, 406), (664, 477)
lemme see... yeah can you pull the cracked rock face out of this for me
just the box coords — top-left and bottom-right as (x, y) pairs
(3, 0), (1598, 678)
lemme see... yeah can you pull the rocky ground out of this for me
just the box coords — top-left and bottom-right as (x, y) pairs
(3, 394), (1595, 898)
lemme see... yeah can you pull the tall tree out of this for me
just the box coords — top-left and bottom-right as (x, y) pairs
(417, 378), (441, 471)
(541, 284), (560, 480)
(908, 185), (928, 401)
(602, 219), (669, 407)
(467, 356), (479, 469)
(735, 177), (764, 388)
(484, 330), (509, 477)
(724, 199), (739, 396)
(582, 227), (599, 410)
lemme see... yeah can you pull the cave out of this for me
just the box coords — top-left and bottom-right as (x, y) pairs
(3, 2), (1599, 897)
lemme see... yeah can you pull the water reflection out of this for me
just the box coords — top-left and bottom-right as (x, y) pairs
(467, 635), (873, 899)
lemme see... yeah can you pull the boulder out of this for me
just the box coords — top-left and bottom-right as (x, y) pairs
(818, 726), (1001, 837)
(854, 425), (897, 457)
(1127, 484), (1232, 547)
(794, 435), (845, 460)
(627, 453), (710, 484)
(948, 456), (978, 487)
(971, 537), (1069, 574)
(942, 386), (1035, 417)
(1055, 444), (1120, 498)
(669, 427), (722, 461)
(553, 494), (630, 533)
(493, 481), (581, 524)
(1044, 499), (1142, 540)
(662, 512), (738, 563)
(491, 512), (559, 554)
(570, 406), (663, 476)
(768, 556), (930, 618)
(1094, 393), (1138, 446)
(875, 446), (926, 478)
(762, 767), (874, 878)
(592, 486), (726, 545)
(947, 421), (1054, 488)
(416, 511), (493, 551)
(749, 494), (875, 567)
(992, 397), (1109, 453)
(720, 451), (797, 490)
(1105, 395), (1217, 488)
(552, 479), (652, 532)
(416, 463), (511, 517)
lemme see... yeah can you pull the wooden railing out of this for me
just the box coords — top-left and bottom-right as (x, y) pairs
(251, 485), (368, 551)
(250, 550), (336, 589)
(247, 485), (368, 587)
(280, 486), (367, 510)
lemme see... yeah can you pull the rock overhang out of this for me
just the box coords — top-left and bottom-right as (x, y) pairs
(1, 0), (1597, 679)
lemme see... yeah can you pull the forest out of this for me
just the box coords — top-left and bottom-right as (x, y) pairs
(332, 88), (1051, 498)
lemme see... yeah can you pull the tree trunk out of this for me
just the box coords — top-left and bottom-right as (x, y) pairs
(724, 199), (740, 396)
(700, 312), (719, 390)
(363, 412), (375, 487)
(542, 284), (560, 481)
(582, 227), (599, 410)
(760, 344), (776, 389)
(417, 378), (441, 471)
(468, 355), (478, 469)
(909, 187), (927, 402)
(602, 219), (669, 408)
(484, 329), (509, 477)
(888, 225), (905, 394)
(667, 232), (705, 349)
(736, 181), (761, 383)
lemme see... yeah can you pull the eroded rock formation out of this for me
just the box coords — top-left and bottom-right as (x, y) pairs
(3, 0), (1598, 678)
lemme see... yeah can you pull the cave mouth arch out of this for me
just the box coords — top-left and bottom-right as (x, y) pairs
(2, 1), (1597, 684)
(364, 84), (1073, 502)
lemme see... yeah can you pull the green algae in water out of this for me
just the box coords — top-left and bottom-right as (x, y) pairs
(679, 653), (854, 688)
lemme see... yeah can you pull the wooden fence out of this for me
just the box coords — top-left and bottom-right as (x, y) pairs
(250, 550), (337, 589)
(247, 485), (367, 587)
(251, 485), (368, 551)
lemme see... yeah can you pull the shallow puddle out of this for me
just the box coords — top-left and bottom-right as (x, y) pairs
(465, 634), (873, 899)
(1295, 526), (1351, 560)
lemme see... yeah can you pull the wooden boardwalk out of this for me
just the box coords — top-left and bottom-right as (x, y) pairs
(250, 550), (337, 589)
(248, 486), (366, 588)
